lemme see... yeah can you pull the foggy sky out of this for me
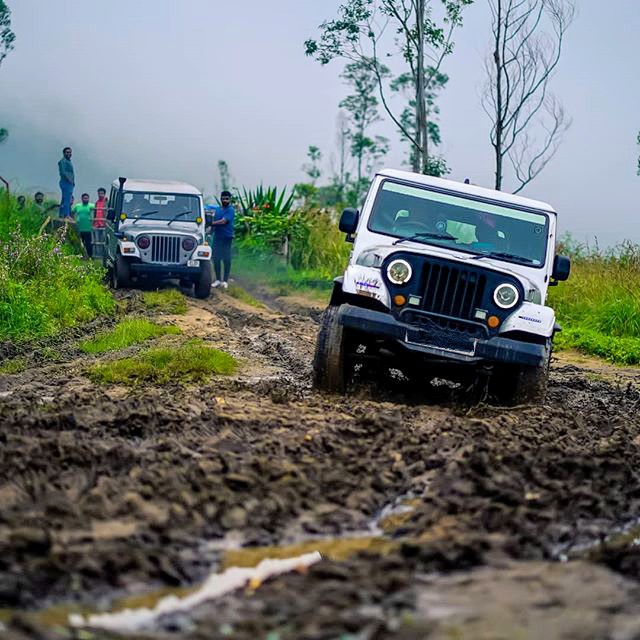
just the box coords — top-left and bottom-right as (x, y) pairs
(0, 0), (638, 246)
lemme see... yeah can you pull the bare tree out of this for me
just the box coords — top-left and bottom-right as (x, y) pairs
(482, 0), (575, 193)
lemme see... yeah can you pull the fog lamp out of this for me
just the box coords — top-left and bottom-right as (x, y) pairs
(393, 295), (407, 306)
(487, 315), (500, 329)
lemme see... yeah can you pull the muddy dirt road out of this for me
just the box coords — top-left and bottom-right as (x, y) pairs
(2, 288), (640, 639)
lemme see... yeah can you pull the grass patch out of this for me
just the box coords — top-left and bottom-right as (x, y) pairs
(80, 318), (181, 354)
(548, 239), (640, 365)
(142, 289), (188, 315)
(0, 357), (27, 375)
(89, 340), (238, 385)
(554, 327), (640, 366)
(226, 284), (265, 308)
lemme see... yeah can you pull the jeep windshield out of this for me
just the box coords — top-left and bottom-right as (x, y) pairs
(122, 192), (201, 222)
(368, 180), (550, 267)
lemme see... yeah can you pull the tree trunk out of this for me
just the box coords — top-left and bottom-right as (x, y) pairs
(493, 0), (503, 191)
(415, 0), (429, 174)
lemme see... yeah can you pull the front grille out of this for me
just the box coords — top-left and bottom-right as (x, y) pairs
(150, 235), (181, 264)
(402, 310), (486, 352)
(403, 311), (487, 338)
(422, 261), (486, 320)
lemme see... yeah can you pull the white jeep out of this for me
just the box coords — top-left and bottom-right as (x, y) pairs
(104, 178), (212, 298)
(313, 169), (571, 404)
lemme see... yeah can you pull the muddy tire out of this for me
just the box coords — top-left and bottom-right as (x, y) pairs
(490, 343), (551, 405)
(313, 305), (350, 393)
(194, 262), (212, 299)
(113, 254), (131, 289)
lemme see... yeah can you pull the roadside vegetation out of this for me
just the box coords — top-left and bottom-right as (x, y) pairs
(80, 318), (181, 354)
(89, 340), (238, 385)
(549, 239), (640, 365)
(0, 194), (115, 343)
(142, 289), (188, 315)
(232, 188), (347, 301)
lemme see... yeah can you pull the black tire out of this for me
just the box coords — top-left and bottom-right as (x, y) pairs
(313, 305), (350, 393)
(113, 254), (131, 289)
(194, 261), (212, 299)
(489, 342), (551, 405)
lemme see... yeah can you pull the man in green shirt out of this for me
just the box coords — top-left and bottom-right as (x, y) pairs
(72, 193), (95, 257)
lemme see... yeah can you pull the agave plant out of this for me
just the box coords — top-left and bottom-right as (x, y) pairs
(234, 186), (296, 255)
(236, 186), (294, 218)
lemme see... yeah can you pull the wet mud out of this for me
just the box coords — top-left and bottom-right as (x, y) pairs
(2, 287), (640, 639)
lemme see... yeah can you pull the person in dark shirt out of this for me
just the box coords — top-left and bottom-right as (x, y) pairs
(210, 190), (235, 289)
(58, 146), (75, 218)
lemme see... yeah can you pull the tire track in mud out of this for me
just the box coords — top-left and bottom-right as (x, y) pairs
(2, 289), (640, 638)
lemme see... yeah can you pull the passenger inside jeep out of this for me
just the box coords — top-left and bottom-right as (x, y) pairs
(370, 180), (549, 266)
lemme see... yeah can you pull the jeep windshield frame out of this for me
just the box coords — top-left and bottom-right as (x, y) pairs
(120, 191), (202, 223)
(367, 178), (551, 269)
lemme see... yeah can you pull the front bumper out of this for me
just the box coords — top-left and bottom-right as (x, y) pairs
(339, 304), (547, 367)
(129, 262), (202, 277)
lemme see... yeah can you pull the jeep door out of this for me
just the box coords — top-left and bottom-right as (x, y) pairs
(104, 186), (121, 264)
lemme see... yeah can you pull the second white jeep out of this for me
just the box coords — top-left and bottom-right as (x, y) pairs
(104, 178), (213, 298)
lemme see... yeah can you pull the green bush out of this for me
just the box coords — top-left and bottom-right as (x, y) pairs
(0, 194), (115, 342)
(80, 318), (181, 354)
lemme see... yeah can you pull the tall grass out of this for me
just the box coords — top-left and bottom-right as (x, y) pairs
(0, 193), (115, 343)
(288, 209), (351, 278)
(548, 239), (640, 364)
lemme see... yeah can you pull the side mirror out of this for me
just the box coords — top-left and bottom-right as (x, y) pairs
(339, 208), (359, 234)
(106, 208), (116, 222)
(552, 255), (571, 282)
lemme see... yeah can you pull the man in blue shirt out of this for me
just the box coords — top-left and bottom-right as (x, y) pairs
(58, 146), (75, 218)
(210, 190), (235, 289)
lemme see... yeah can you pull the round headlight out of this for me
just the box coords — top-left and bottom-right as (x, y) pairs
(387, 259), (412, 285)
(182, 237), (196, 251)
(493, 283), (519, 309)
(137, 235), (150, 250)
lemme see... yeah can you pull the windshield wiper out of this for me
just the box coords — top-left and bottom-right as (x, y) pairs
(471, 251), (536, 265)
(130, 210), (159, 224)
(167, 211), (194, 226)
(393, 231), (457, 246)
